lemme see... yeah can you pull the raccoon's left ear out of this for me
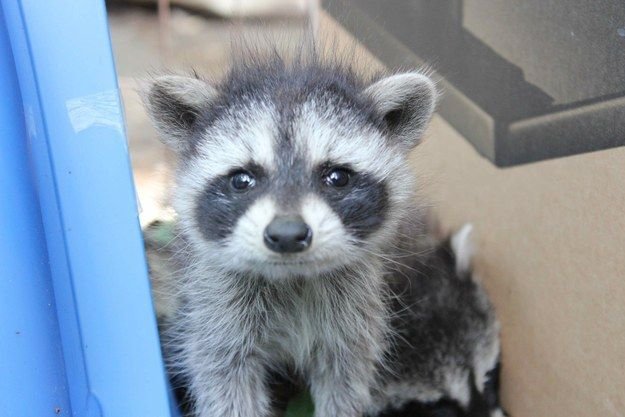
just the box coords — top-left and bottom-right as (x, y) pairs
(142, 75), (217, 152)
(363, 72), (437, 149)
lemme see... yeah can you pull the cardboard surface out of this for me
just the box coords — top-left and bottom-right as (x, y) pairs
(414, 117), (625, 416)
(321, 12), (625, 417)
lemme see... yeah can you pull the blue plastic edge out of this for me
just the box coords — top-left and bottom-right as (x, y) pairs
(0, 4), (73, 416)
(1, 1), (172, 416)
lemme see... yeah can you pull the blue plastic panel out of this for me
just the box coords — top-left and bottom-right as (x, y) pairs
(0, 1), (172, 415)
(0, 8), (72, 415)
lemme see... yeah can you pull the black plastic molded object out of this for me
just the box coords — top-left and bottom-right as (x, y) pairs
(324, 0), (625, 166)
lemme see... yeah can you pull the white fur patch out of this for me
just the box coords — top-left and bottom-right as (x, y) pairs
(229, 196), (278, 258)
(491, 408), (505, 417)
(193, 104), (277, 181)
(299, 193), (348, 253)
(378, 381), (442, 407)
(445, 370), (471, 407)
(474, 331), (501, 393)
(451, 223), (474, 276)
(294, 100), (404, 181)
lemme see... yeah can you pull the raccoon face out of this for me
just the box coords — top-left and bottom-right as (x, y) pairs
(143, 65), (436, 279)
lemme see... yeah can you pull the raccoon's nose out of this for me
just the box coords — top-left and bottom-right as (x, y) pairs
(264, 215), (312, 254)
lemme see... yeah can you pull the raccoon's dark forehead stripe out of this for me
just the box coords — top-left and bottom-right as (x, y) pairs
(189, 61), (388, 171)
(272, 152), (309, 209)
(216, 62), (384, 131)
(271, 118), (390, 239)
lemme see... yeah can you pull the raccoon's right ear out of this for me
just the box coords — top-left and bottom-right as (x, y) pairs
(142, 75), (217, 152)
(364, 72), (437, 150)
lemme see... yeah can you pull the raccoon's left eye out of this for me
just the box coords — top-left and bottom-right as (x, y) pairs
(323, 168), (351, 188)
(230, 171), (256, 191)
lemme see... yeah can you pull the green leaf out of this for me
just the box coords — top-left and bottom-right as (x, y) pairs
(284, 390), (314, 417)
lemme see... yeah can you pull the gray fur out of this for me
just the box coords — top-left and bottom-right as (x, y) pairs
(368, 223), (504, 417)
(141, 74), (217, 153)
(141, 49), (456, 417)
(363, 73), (437, 150)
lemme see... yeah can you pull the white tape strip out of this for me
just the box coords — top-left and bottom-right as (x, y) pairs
(66, 89), (124, 136)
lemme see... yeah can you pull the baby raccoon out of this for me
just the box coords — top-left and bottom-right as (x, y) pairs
(144, 220), (504, 417)
(370, 224), (504, 417)
(142, 50), (440, 417)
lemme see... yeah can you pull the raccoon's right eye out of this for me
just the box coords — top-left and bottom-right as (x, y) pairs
(230, 171), (256, 191)
(323, 168), (351, 188)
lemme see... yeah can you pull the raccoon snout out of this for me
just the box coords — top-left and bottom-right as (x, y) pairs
(263, 215), (313, 254)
